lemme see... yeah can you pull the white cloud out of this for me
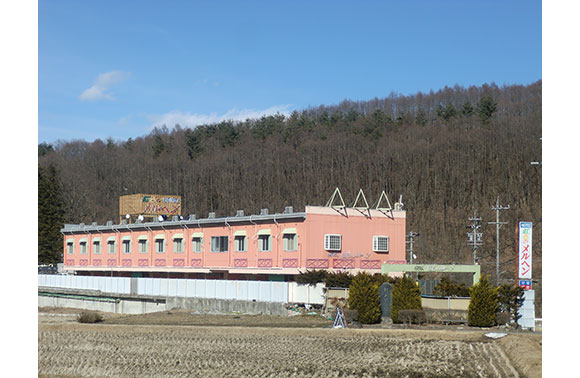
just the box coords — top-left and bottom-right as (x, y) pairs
(79, 71), (130, 101)
(148, 105), (293, 129)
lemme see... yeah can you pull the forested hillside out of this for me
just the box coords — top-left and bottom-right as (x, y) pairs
(38, 81), (542, 286)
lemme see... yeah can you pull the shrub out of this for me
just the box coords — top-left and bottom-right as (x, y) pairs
(295, 270), (327, 285)
(77, 311), (103, 323)
(325, 271), (353, 288)
(348, 272), (382, 324)
(391, 275), (422, 323)
(468, 275), (498, 327)
(398, 309), (426, 324)
(342, 308), (359, 323)
(495, 312), (511, 326)
(497, 284), (525, 327)
(433, 277), (470, 297)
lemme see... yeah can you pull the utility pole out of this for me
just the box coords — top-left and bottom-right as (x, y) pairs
(467, 210), (483, 265)
(406, 232), (419, 280)
(406, 232), (419, 264)
(488, 197), (510, 286)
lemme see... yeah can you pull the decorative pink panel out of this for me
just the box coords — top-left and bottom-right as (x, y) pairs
(65, 259), (75, 265)
(79, 259), (89, 266)
(107, 259), (117, 266)
(360, 260), (381, 269)
(154, 259), (166, 266)
(282, 258), (298, 268)
(306, 259), (329, 268)
(138, 259), (149, 266)
(122, 259), (132, 266)
(385, 260), (407, 264)
(93, 259), (102, 266)
(173, 259), (185, 266)
(332, 259), (354, 269)
(191, 259), (202, 267)
(258, 259), (272, 267)
(234, 258), (248, 267)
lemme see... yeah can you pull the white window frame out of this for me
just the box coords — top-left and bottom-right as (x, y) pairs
(373, 235), (390, 253)
(283, 233), (297, 252)
(234, 235), (247, 252)
(258, 235), (271, 252)
(93, 241), (101, 254)
(211, 236), (228, 253)
(138, 239), (148, 254)
(155, 239), (165, 253)
(80, 241), (88, 255)
(108, 240), (116, 254)
(192, 237), (203, 253)
(324, 234), (342, 251)
(67, 242), (74, 255)
(123, 240), (131, 254)
(174, 238), (184, 253)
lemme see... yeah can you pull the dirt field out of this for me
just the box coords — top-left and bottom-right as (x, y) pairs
(38, 308), (541, 378)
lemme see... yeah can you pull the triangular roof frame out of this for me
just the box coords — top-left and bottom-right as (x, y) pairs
(326, 187), (346, 209)
(352, 188), (371, 218)
(375, 190), (393, 211)
(351, 189), (370, 210)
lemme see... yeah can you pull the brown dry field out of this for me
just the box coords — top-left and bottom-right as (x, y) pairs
(39, 308), (541, 378)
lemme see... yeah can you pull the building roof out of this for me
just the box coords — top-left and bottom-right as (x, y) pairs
(61, 211), (306, 234)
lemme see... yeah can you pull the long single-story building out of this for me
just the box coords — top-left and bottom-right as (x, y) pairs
(61, 205), (407, 280)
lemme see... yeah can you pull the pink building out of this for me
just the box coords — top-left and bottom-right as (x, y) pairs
(61, 205), (406, 280)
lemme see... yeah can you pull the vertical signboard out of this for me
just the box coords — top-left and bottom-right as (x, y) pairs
(518, 222), (532, 279)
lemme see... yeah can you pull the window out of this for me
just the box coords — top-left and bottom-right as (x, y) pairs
(67, 242), (74, 255)
(192, 237), (203, 253)
(373, 236), (389, 253)
(93, 241), (101, 254)
(235, 235), (246, 252)
(283, 234), (297, 251)
(108, 240), (115, 254)
(174, 238), (183, 253)
(155, 239), (164, 253)
(123, 240), (131, 254)
(324, 234), (342, 251)
(138, 239), (148, 253)
(258, 235), (271, 252)
(80, 241), (87, 254)
(211, 236), (228, 252)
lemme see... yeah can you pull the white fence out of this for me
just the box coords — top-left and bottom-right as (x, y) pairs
(38, 275), (324, 304)
(38, 274), (131, 295)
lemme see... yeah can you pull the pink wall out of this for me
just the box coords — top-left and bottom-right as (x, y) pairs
(302, 206), (406, 270)
(63, 207), (406, 274)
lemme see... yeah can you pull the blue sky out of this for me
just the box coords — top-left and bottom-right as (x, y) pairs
(38, 0), (542, 143)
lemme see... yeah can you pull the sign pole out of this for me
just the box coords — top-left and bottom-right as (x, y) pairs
(515, 223), (519, 287)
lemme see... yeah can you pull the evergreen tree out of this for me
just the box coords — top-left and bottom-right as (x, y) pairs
(477, 96), (497, 124)
(461, 101), (474, 116)
(152, 134), (166, 158)
(415, 109), (428, 126)
(38, 165), (66, 265)
(497, 284), (525, 327)
(468, 275), (498, 327)
(433, 276), (470, 297)
(391, 275), (422, 323)
(38, 142), (54, 157)
(348, 272), (382, 324)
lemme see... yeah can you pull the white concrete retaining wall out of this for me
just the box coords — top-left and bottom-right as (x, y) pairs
(38, 294), (166, 314)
